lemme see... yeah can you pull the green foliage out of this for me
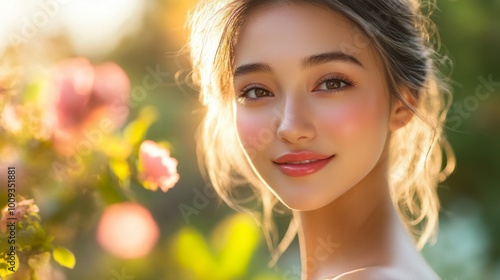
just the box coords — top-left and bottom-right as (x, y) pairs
(174, 213), (265, 279)
(123, 106), (158, 147)
(0, 58), (166, 279)
(0, 200), (75, 279)
(0, 0), (498, 279)
(0, 254), (19, 278)
(52, 246), (76, 269)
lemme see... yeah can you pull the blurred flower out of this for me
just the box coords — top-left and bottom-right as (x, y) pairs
(52, 58), (94, 130)
(138, 140), (180, 192)
(0, 104), (23, 133)
(1, 199), (39, 233)
(43, 57), (130, 152)
(93, 62), (130, 112)
(96, 202), (159, 259)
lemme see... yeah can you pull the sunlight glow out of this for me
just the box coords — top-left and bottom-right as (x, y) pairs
(96, 202), (159, 259)
(0, 0), (145, 56)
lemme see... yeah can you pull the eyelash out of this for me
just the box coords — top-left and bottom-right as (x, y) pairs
(314, 74), (355, 93)
(236, 84), (273, 104)
(236, 74), (355, 104)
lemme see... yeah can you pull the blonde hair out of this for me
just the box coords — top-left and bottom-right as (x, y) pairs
(187, 0), (455, 264)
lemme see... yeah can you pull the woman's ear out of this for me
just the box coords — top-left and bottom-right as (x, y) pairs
(389, 86), (418, 132)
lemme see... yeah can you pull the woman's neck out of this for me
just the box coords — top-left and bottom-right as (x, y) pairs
(296, 161), (404, 280)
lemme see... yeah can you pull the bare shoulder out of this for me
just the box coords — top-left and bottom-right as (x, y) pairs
(329, 266), (439, 280)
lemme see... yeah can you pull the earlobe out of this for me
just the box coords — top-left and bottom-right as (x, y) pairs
(389, 87), (418, 132)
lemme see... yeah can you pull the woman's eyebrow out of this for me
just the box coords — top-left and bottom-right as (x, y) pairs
(234, 63), (272, 78)
(302, 51), (363, 69)
(233, 51), (363, 78)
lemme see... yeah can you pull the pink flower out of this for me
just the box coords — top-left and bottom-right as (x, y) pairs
(45, 58), (130, 150)
(96, 202), (160, 259)
(52, 58), (95, 131)
(138, 140), (180, 192)
(91, 62), (130, 126)
(1, 199), (39, 233)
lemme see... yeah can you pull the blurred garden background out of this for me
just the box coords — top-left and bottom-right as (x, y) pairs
(0, 0), (499, 279)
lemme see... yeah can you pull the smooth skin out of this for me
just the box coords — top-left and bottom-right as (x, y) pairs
(232, 3), (438, 280)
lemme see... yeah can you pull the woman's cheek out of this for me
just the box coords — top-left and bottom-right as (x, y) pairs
(320, 98), (386, 141)
(235, 110), (273, 160)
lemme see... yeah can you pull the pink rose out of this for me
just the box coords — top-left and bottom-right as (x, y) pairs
(45, 58), (130, 149)
(52, 58), (95, 131)
(138, 140), (180, 192)
(91, 62), (130, 126)
(96, 202), (159, 259)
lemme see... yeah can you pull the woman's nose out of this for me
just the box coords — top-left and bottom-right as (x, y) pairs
(275, 97), (316, 144)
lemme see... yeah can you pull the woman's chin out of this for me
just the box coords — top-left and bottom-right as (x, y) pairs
(278, 195), (334, 212)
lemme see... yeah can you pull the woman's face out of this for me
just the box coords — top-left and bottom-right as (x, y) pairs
(233, 3), (395, 211)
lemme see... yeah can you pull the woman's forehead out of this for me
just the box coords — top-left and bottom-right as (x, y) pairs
(233, 3), (379, 71)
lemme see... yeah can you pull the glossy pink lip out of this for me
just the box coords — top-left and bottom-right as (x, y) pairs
(273, 152), (334, 177)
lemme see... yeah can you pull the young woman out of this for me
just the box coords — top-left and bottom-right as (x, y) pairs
(187, 0), (455, 279)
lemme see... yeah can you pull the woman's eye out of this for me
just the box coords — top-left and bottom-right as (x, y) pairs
(237, 87), (274, 103)
(315, 79), (349, 91)
(246, 88), (273, 98)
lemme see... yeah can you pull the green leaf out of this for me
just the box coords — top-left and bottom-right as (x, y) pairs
(213, 214), (260, 278)
(123, 106), (158, 146)
(28, 212), (42, 221)
(96, 169), (129, 205)
(110, 159), (131, 184)
(23, 74), (48, 104)
(175, 227), (217, 278)
(139, 179), (159, 192)
(174, 214), (262, 279)
(124, 120), (149, 146)
(52, 246), (76, 269)
(0, 252), (19, 277)
(251, 273), (283, 280)
(101, 137), (132, 160)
